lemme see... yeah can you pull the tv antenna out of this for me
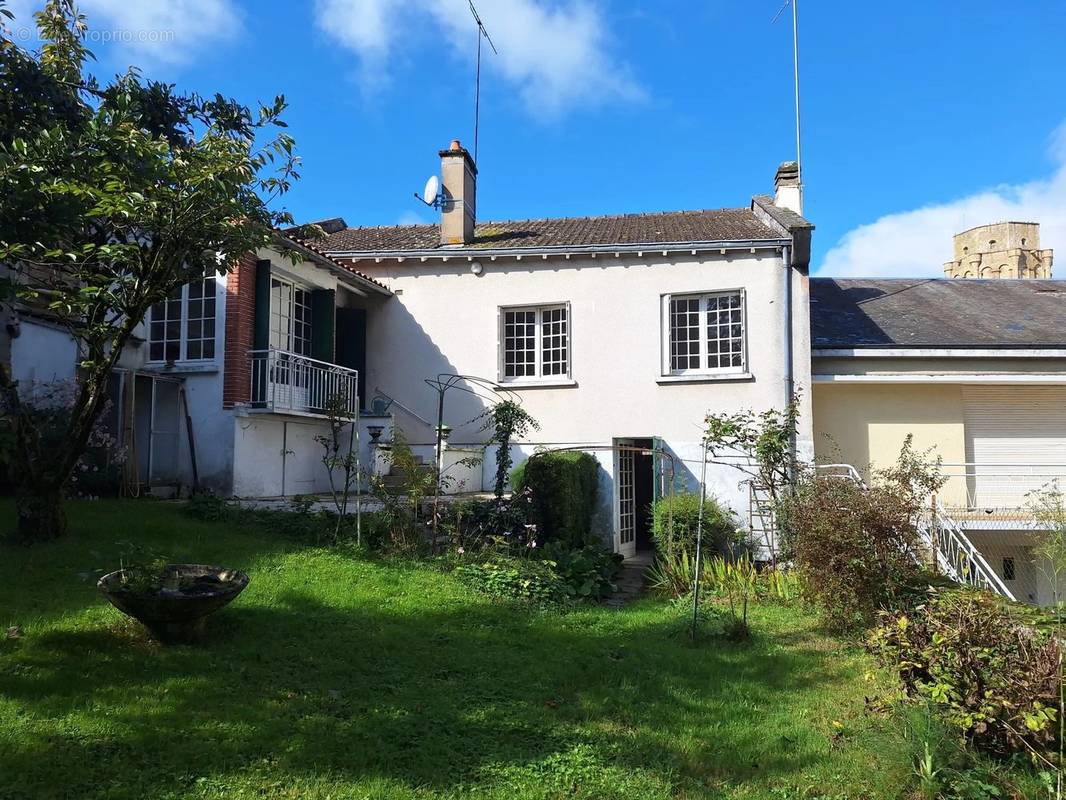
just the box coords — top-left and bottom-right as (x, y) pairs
(772, 0), (802, 185)
(468, 0), (497, 164)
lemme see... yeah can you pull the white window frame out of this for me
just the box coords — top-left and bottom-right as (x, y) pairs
(147, 276), (218, 364)
(660, 289), (747, 377)
(498, 302), (572, 384)
(269, 275), (313, 357)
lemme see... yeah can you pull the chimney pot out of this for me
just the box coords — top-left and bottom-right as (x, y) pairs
(450, 139), (462, 151)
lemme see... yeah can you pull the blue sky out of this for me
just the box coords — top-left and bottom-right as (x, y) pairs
(5, 0), (1066, 275)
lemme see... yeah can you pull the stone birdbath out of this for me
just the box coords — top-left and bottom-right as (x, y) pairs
(98, 564), (249, 643)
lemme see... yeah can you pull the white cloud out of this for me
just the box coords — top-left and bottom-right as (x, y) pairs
(819, 123), (1066, 278)
(3, 0), (241, 67)
(314, 0), (642, 116)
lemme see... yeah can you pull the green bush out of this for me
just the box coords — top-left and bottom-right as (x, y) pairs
(651, 492), (738, 560)
(540, 542), (622, 600)
(870, 588), (1061, 757)
(513, 451), (599, 548)
(454, 557), (568, 604)
(779, 440), (944, 632)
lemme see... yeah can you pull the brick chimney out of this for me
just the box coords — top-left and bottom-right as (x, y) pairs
(439, 139), (477, 246)
(773, 161), (802, 216)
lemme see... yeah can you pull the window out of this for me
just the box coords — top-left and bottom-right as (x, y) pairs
(501, 304), (569, 381)
(269, 277), (312, 356)
(663, 290), (745, 376)
(148, 277), (217, 362)
(1002, 557), (1016, 582)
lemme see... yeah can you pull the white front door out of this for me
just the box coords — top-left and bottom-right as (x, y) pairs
(616, 440), (637, 558)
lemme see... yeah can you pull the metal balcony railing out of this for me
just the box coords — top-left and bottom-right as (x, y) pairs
(939, 463), (1066, 517)
(249, 349), (358, 416)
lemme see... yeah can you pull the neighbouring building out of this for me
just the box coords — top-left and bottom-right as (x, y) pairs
(811, 277), (1066, 605)
(1, 233), (391, 499)
(943, 221), (1053, 279)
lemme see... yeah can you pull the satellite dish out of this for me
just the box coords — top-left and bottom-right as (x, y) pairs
(422, 175), (440, 206)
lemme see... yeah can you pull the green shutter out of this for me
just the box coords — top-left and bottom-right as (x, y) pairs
(254, 259), (271, 351)
(311, 289), (336, 363)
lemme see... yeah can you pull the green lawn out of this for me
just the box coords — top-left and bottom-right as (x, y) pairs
(0, 500), (936, 799)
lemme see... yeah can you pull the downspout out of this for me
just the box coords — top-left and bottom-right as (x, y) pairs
(783, 244), (797, 482)
(782, 244), (794, 411)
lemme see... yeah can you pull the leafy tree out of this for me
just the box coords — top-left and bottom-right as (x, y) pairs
(0, 1), (300, 541)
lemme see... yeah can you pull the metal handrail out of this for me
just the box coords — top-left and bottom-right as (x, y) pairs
(372, 386), (435, 429)
(249, 348), (358, 416)
(918, 500), (1017, 601)
(814, 463), (1018, 601)
(938, 464), (1065, 511)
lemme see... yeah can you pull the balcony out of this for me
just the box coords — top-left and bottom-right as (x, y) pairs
(938, 463), (1066, 527)
(249, 349), (359, 417)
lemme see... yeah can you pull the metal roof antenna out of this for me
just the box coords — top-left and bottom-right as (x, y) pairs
(772, 0), (802, 188)
(468, 0), (498, 164)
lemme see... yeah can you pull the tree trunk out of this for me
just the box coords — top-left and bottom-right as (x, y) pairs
(13, 480), (67, 544)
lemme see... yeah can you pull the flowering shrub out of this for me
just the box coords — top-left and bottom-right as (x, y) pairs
(440, 490), (537, 553)
(870, 588), (1062, 756)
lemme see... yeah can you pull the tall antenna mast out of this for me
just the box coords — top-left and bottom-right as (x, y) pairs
(468, 0), (498, 164)
(772, 0), (802, 184)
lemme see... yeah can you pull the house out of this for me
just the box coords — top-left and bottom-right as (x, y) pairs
(1, 232), (391, 499)
(301, 141), (816, 557)
(1, 140), (815, 558)
(810, 274), (1066, 605)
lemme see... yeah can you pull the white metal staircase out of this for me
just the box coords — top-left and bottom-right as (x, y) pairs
(916, 499), (1016, 601)
(748, 464), (1016, 601)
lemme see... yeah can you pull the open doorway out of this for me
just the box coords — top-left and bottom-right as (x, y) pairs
(614, 437), (656, 558)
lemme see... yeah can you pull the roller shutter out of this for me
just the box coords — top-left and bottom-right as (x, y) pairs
(963, 386), (1066, 507)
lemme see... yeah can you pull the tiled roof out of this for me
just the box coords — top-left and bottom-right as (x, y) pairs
(810, 278), (1066, 348)
(313, 208), (784, 254)
(274, 232), (390, 293)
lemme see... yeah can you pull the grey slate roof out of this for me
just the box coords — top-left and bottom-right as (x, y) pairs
(810, 279), (1066, 348)
(312, 208), (784, 254)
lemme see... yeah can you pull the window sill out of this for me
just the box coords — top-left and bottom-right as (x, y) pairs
(499, 378), (578, 390)
(656, 372), (753, 385)
(144, 361), (220, 375)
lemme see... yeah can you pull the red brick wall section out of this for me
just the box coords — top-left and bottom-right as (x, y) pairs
(222, 252), (257, 409)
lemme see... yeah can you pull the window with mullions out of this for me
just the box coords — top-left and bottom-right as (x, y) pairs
(501, 304), (570, 381)
(148, 277), (217, 362)
(663, 291), (745, 375)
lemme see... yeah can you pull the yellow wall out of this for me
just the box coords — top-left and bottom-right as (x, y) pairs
(812, 383), (968, 505)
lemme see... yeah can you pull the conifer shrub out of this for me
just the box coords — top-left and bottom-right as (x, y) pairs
(514, 451), (599, 548)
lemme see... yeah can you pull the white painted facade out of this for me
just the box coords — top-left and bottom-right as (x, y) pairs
(349, 240), (813, 553)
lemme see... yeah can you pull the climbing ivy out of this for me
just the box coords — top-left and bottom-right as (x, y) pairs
(482, 401), (540, 498)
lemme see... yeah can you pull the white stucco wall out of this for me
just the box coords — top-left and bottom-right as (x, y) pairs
(354, 248), (813, 548)
(10, 319), (78, 385)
